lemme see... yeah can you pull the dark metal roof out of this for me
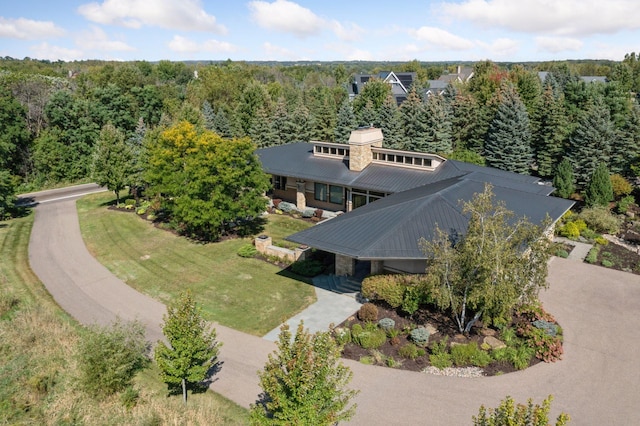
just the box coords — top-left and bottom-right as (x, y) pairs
(286, 178), (574, 259)
(256, 143), (574, 260)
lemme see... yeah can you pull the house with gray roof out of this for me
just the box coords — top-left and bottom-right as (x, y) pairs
(256, 128), (573, 277)
(350, 71), (416, 105)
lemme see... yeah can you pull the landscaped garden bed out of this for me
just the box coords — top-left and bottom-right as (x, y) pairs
(335, 299), (561, 376)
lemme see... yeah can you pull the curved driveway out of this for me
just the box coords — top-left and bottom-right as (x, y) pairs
(28, 190), (640, 425)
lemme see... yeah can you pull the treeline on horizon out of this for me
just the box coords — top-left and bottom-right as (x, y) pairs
(1, 53), (640, 210)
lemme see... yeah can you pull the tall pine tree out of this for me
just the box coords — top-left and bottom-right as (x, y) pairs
(531, 85), (569, 178)
(378, 94), (403, 149)
(423, 94), (453, 154)
(484, 83), (532, 174)
(567, 96), (614, 188)
(553, 158), (575, 199)
(584, 163), (613, 207)
(399, 88), (427, 151)
(335, 100), (357, 143)
(611, 100), (640, 176)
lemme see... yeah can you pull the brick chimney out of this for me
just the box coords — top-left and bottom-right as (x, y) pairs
(348, 127), (383, 172)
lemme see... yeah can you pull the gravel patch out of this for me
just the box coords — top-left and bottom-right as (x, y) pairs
(422, 366), (485, 377)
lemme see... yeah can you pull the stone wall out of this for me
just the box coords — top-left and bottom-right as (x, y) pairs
(254, 235), (310, 263)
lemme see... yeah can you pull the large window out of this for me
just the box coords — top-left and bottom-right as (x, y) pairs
(329, 185), (343, 204)
(274, 175), (287, 190)
(315, 183), (344, 205)
(315, 183), (327, 201)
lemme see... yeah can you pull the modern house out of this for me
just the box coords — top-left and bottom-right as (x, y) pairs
(350, 71), (416, 105)
(256, 128), (574, 277)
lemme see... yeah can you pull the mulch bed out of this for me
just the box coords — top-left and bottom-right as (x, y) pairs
(337, 303), (541, 376)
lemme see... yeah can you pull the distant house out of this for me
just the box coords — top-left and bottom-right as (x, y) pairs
(257, 128), (573, 277)
(349, 71), (416, 105)
(538, 71), (608, 84)
(425, 65), (475, 96)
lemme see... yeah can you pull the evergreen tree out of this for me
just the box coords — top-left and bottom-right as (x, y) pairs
(155, 290), (220, 404)
(287, 103), (313, 143)
(485, 83), (532, 174)
(553, 158), (575, 199)
(378, 94), (403, 149)
(584, 163), (613, 207)
(250, 321), (358, 425)
(202, 100), (216, 131)
(423, 95), (453, 154)
(307, 87), (337, 142)
(449, 92), (485, 154)
(271, 98), (290, 146)
(250, 107), (277, 148)
(567, 97), (615, 188)
(611, 100), (640, 176)
(212, 107), (233, 138)
(335, 100), (357, 143)
(399, 88), (427, 151)
(531, 85), (569, 178)
(357, 100), (377, 128)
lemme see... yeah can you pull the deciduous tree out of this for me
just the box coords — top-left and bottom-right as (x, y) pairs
(92, 123), (133, 206)
(78, 319), (149, 397)
(420, 185), (551, 332)
(250, 321), (358, 425)
(473, 395), (570, 426)
(155, 290), (220, 404)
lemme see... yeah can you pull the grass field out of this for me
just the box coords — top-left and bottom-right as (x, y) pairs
(0, 213), (249, 425)
(76, 192), (316, 336)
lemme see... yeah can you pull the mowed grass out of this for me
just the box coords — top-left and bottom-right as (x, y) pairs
(0, 214), (249, 425)
(77, 193), (316, 336)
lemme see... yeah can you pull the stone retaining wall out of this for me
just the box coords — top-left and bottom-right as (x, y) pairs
(254, 235), (310, 263)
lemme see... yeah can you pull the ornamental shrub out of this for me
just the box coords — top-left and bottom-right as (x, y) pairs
(410, 327), (430, 347)
(610, 173), (633, 198)
(301, 208), (315, 218)
(361, 275), (405, 308)
(333, 327), (352, 346)
(578, 206), (621, 234)
(358, 303), (378, 322)
(378, 318), (395, 331)
(585, 247), (599, 264)
(559, 222), (580, 238)
(450, 342), (492, 367)
(616, 195), (635, 214)
(398, 343), (425, 360)
(473, 395), (570, 426)
(237, 244), (258, 258)
(278, 201), (296, 213)
(351, 323), (386, 349)
(555, 249), (569, 258)
(532, 319), (558, 337)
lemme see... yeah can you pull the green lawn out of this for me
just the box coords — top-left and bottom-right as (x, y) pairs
(0, 213), (249, 425)
(76, 193), (316, 336)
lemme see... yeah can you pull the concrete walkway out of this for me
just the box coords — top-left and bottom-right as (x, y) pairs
(263, 286), (361, 341)
(555, 236), (594, 261)
(28, 196), (640, 425)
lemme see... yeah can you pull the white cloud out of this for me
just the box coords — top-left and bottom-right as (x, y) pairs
(76, 26), (134, 51)
(442, 0), (640, 36)
(477, 37), (519, 57)
(248, 0), (363, 41)
(411, 26), (475, 50)
(0, 17), (65, 40)
(536, 36), (583, 53)
(77, 0), (226, 33)
(262, 42), (297, 59)
(331, 21), (364, 42)
(168, 35), (237, 53)
(248, 0), (323, 37)
(30, 42), (83, 61)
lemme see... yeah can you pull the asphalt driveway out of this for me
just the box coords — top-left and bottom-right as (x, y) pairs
(27, 193), (640, 425)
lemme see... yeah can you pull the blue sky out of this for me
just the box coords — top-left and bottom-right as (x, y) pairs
(1, 0), (639, 62)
